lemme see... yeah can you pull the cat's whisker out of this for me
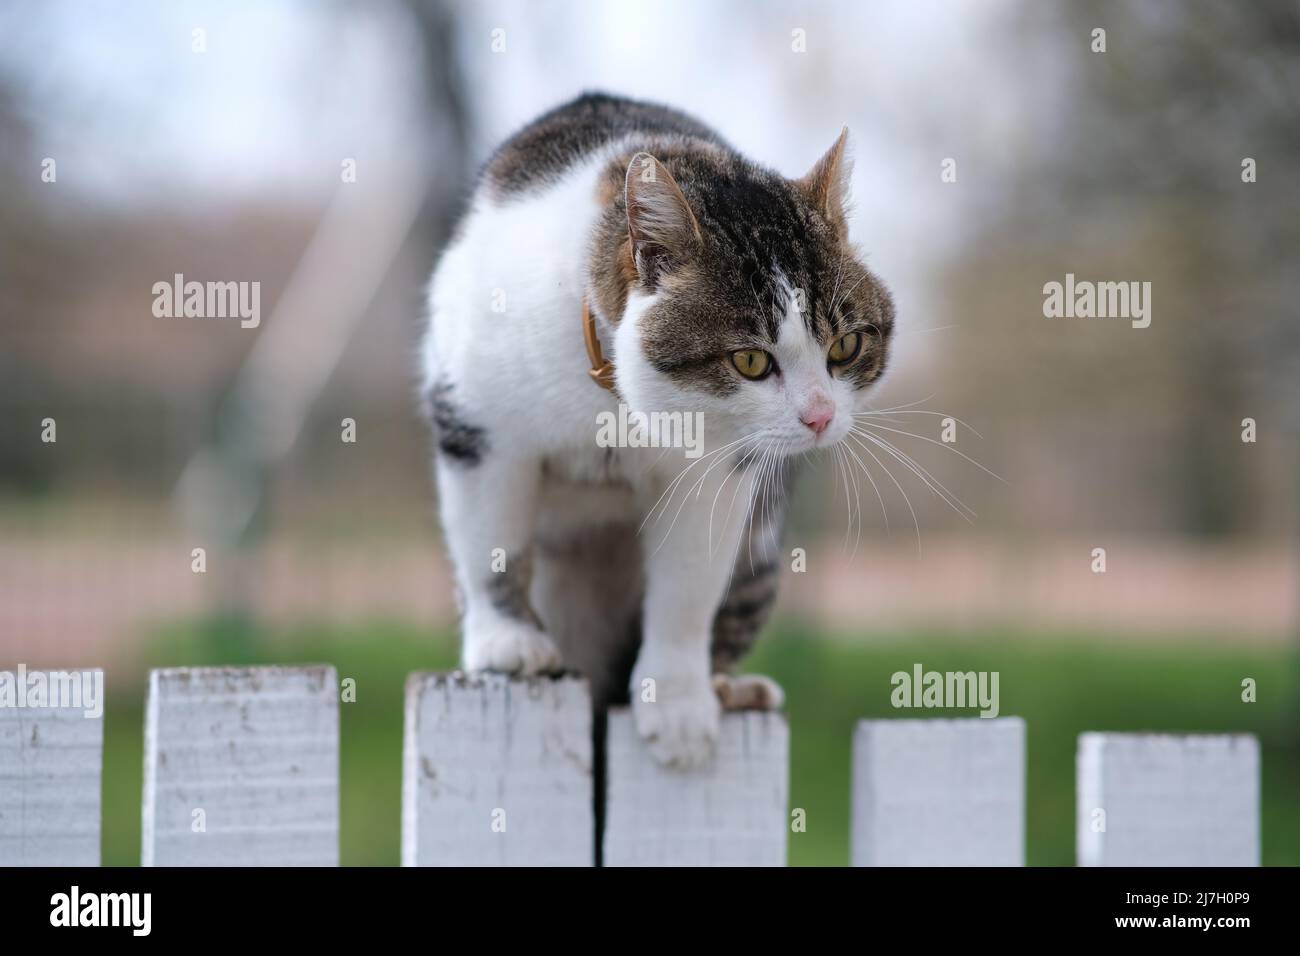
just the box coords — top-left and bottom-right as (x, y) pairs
(746, 447), (768, 572)
(645, 443), (678, 473)
(688, 437), (772, 563)
(832, 444), (853, 555)
(639, 431), (756, 534)
(639, 446), (723, 534)
(854, 409), (985, 440)
(850, 446), (867, 557)
(862, 393), (938, 415)
(845, 431), (922, 554)
(761, 443), (788, 557)
(743, 442), (769, 567)
(641, 450), (726, 542)
(692, 431), (763, 501)
(839, 435), (888, 537)
(650, 432), (765, 556)
(722, 440), (779, 576)
(837, 440), (867, 559)
(830, 269), (870, 316)
(720, 444), (759, 552)
(706, 437), (766, 558)
(828, 445), (843, 551)
(847, 445), (866, 558)
(709, 456), (749, 560)
(765, 452), (786, 561)
(852, 419), (1002, 481)
(851, 427), (977, 523)
(742, 448), (763, 573)
(649, 457), (732, 551)
(853, 427), (975, 520)
(759, 447), (782, 565)
(747, 443), (777, 575)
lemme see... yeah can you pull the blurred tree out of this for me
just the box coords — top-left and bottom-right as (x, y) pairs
(407, 0), (472, 259)
(944, 0), (1299, 538)
(171, 0), (473, 644)
(1055, 0), (1299, 534)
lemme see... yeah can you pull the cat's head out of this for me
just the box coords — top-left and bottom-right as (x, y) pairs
(611, 131), (894, 457)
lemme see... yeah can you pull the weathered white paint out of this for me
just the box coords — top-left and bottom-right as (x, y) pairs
(401, 672), (593, 866)
(142, 665), (339, 866)
(852, 717), (1025, 866)
(0, 669), (104, 866)
(1077, 732), (1259, 866)
(603, 710), (789, 866)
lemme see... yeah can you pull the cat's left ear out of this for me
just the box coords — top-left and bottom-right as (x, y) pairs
(624, 152), (702, 288)
(798, 127), (853, 238)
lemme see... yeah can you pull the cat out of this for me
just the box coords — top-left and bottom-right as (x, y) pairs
(421, 92), (894, 767)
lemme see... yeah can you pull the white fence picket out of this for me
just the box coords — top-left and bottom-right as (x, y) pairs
(401, 672), (593, 866)
(0, 668), (104, 866)
(1076, 732), (1260, 866)
(6, 657), (1274, 867)
(852, 717), (1025, 866)
(602, 710), (789, 866)
(142, 665), (339, 866)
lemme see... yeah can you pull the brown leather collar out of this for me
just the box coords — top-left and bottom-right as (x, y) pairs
(582, 298), (616, 390)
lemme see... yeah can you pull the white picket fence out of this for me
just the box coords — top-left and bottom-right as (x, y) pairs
(0, 666), (1262, 866)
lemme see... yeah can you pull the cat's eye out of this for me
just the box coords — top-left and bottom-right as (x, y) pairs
(828, 331), (862, 365)
(731, 349), (773, 380)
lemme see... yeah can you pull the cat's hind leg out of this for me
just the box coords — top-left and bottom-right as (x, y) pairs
(709, 557), (785, 712)
(530, 522), (643, 709)
(712, 673), (785, 711)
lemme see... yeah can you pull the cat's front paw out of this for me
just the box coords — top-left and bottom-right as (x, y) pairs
(462, 617), (563, 675)
(632, 671), (721, 769)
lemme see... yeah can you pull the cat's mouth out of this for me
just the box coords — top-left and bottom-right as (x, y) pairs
(747, 429), (835, 460)
(796, 421), (851, 454)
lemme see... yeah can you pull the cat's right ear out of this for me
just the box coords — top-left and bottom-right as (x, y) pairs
(798, 127), (853, 239)
(624, 152), (702, 288)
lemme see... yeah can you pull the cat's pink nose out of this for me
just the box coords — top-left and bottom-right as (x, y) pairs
(800, 405), (834, 436)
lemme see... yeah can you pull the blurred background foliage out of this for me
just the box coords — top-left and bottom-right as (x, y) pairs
(1, 0), (1297, 864)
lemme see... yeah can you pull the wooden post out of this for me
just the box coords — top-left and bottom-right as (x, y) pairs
(142, 665), (339, 866)
(0, 668), (104, 866)
(602, 710), (789, 866)
(401, 672), (593, 866)
(852, 717), (1025, 866)
(1077, 732), (1260, 866)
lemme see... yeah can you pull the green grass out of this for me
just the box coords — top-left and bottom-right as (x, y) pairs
(99, 618), (1300, 866)
(747, 624), (1300, 865)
